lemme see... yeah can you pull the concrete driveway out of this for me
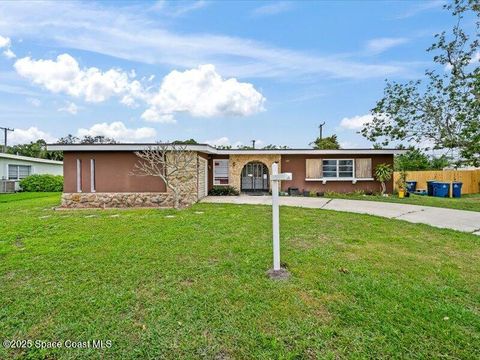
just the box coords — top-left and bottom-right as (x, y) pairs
(202, 196), (480, 235)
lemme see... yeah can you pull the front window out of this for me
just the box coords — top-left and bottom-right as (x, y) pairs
(213, 159), (229, 185)
(8, 165), (31, 180)
(322, 159), (353, 178)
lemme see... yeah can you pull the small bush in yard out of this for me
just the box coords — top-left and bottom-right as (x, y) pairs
(20, 174), (63, 192)
(208, 185), (239, 196)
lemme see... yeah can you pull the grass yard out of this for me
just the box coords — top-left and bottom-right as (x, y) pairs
(323, 192), (480, 212)
(1, 193), (479, 359)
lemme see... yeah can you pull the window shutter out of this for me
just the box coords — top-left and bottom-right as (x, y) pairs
(355, 158), (372, 178)
(306, 159), (322, 179)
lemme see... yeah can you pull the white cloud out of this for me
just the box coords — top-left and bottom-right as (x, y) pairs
(3, 48), (15, 59)
(9, 127), (55, 145)
(366, 37), (409, 54)
(0, 35), (9, 48)
(252, 2), (292, 17)
(0, 34), (15, 58)
(396, 0), (445, 19)
(14, 53), (145, 104)
(339, 140), (360, 149)
(142, 64), (265, 122)
(141, 109), (176, 124)
(152, 0), (209, 17)
(13, 53), (265, 123)
(339, 114), (373, 130)
(77, 121), (157, 142)
(470, 51), (480, 64)
(205, 136), (231, 147)
(0, 1), (410, 80)
(58, 101), (79, 115)
(26, 97), (41, 107)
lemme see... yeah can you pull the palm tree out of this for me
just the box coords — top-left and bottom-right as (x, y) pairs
(375, 163), (393, 196)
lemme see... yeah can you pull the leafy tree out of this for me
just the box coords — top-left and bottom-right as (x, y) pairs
(395, 149), (431, 171)
(374, 163), (393, 195)
(361, 0), (480, 166)
(262, 144), (290, 149)
(57, 134), (116, 144)
(430, 155), (451, 169)
(80, 135), (117, 144)
(216, 145), (232, 150)
(311, 135), (341, 150)
(395, 148), (452, 170)
(57, 134), (79, 144)
(7, 139), (62, 161)
(172, 139), (198, 145)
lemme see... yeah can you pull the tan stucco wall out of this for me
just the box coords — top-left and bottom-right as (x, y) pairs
(229, 154), (281, 191)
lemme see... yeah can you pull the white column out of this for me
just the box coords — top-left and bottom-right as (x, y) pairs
(272, 162), (280, 271)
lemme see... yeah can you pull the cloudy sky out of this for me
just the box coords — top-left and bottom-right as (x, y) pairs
(0, 0), (454, 148)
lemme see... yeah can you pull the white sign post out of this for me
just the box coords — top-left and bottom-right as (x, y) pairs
(269, 162), (292, 278)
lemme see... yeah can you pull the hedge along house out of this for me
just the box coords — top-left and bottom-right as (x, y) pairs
(47, 143), (403, 208)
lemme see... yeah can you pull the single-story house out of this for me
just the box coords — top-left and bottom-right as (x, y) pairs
(0, 153), (63, 192)
(47, 143), (404, 208)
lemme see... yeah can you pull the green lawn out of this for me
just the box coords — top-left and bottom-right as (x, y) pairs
(323, 192), (480, 212)
(1, 193), (479, 359)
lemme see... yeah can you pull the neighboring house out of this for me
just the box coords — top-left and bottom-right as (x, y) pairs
(0, 153), (63, 193)
(47, 143), (403, 208)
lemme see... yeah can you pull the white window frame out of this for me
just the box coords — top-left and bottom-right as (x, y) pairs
(305, 158), (375, 183)
(90, 159), (96, 192)
(213, 159), (229, 186)
(7, 164), (32, 180)
(322, 159), (355, 179)
(76, 159), (82, 193)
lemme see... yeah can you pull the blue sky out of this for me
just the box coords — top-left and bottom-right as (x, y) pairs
(0, 0), (455, 148)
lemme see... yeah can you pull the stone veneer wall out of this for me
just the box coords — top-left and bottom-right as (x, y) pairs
(165, 152), (199, 206)
(229, 154), (281, 192)
(61, 192), (174, 208)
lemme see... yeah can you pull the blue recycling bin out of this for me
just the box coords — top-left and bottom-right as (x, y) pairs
(452, 182), (463, 198)
(426, 180), (436, 196)
(406, 181), (417, 193)
(433, 182), (450, 198)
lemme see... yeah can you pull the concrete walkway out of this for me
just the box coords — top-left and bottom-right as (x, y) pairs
(202, 196), (480, 235)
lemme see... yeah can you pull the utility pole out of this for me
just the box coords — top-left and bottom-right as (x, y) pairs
(251, 139), (256, 149)
(0, 127), (14, 153)
(318, 122), (325, 140)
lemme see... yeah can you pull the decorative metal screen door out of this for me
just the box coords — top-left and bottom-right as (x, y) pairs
(241, 162), (269, 192)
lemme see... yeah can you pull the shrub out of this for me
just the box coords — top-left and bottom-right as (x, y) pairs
(324, 191), (341, 198)
(374, 163), (393, 195)
(20, 174), (64, 192)
(208, 185), (239, 196)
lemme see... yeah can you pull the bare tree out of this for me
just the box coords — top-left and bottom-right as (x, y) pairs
(130, 144), (197, 209)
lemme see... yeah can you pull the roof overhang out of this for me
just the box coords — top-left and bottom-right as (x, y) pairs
(46, 143), (219, 153)
(46, 143), (406, 155)
(215, 149), (407, 155)
(0, 152), (63, 165)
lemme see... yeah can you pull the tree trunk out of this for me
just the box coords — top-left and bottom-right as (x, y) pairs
(173, 190), (180, 209)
